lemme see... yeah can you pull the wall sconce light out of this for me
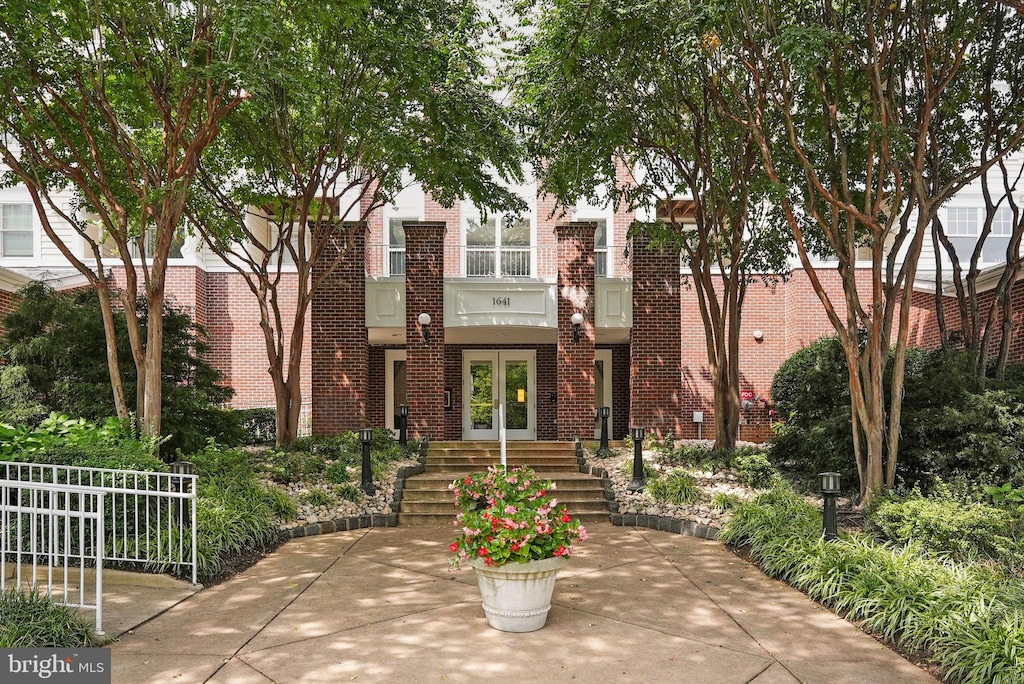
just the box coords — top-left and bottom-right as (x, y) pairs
(753, 330), (764, 342)
(570, 312), (584, 343)
(418, 312), (432, 345)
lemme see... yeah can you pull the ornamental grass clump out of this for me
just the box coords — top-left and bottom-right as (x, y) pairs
(449, 465), (586, 568)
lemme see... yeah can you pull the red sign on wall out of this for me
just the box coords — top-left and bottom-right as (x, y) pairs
(740, 390), (755, 401)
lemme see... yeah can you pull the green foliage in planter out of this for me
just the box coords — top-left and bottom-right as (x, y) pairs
(869, 490), (1024, 576)
(621, 457), (658, 480)
(237, 408), (277, 445)
(720, 484), (1024, 683)
(0, 588), (102, 647)
(648, 470), (700, 505)
(261, 450), (325, 484)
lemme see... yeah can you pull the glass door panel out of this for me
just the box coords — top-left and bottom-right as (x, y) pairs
(469, 360), (495, 433)
(504, 360), (529, 431)
(463, 351), (536, 440)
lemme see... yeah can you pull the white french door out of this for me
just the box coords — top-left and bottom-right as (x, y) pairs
(463, 351), (536, 440)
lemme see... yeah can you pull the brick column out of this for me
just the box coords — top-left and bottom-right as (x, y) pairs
(630, 231), (683, 438)
(556, 222), (596, 440)
(311, 224), (368, 434)
(405, 222), (446, 440)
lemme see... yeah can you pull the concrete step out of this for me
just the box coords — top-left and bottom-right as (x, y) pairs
(403, 473), (605, 491)
(424, 462), (579, 473)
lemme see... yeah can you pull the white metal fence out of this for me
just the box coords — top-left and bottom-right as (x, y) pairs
(1, 480), (106, 633)
(0, 461), (198, 633)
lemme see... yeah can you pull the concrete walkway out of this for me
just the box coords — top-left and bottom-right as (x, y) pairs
(110, 525), (937, 683)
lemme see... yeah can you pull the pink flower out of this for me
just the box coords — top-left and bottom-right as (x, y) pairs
(504, 505), (518, 515)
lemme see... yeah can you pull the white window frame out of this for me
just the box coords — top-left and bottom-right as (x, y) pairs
(574, 195), (615, 277)
(461, 206), (537, 278)
(991, 207), (1015, 237)
(946, 207), (978, 236)
(0, 203), (35, 258)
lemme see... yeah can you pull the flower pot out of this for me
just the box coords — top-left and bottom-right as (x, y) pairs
(468, 556), (569, 632)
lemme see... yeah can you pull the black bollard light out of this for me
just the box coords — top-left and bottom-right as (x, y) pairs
(598, 406), (611, 453)
(628, 426), (646, 492)
(360, 428), (376, 495)
(398, 403), (409, 449)
(819, 472), (840, 541)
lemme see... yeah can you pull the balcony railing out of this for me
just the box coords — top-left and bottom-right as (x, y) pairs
(365, 244), (626, 279)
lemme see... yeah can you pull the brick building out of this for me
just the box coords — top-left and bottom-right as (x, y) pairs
(0, 178), (1021, 442)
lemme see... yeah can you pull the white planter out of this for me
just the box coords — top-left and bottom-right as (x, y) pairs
(468, 556), (569, 632)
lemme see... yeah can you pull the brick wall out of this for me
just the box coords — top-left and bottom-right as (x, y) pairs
(556, 222), (597, 439)
(311, 228), (368, 434)
(404, 222), (447, 439)
(606, 343), (631, 440)
(630, 231), (683, 437)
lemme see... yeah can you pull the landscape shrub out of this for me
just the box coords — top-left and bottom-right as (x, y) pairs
(237, 408), (277, 445)
(870, 491), (1024, 575)
(648, 470), (700, 505)
(0, 283), (240, 456)
(770, 341), (1024, 491)
(0, 588), (101, 647)
(621, 457), (658, 480)
(732, 448), (780, 489)
(720, 484), (1024, 683)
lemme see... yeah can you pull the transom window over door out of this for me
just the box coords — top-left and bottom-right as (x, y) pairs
(466, 213), (532, 277)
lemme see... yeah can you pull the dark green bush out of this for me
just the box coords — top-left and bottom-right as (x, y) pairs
(21, 444), (168, 473)
(0, 588), (101, 647)
(732, 448), (780, 489)
(324, 460), (352, 484)
(648, 470), (700, 505)
(621, 457), (658, 480)
(869, 492), (1024, 574)
(237, 408), (277, 445)
(770, 341), (1024, 490)
(0, 282), (240, 456)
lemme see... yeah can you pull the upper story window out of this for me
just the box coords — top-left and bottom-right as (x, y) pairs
(992, 207), (1015, 236)
(128, 229), (184, 260)
(1, 204), (33, 257)
(386, 217), (413, 276)
(465, 212), (532, 277)
(946, 207), (978, 236)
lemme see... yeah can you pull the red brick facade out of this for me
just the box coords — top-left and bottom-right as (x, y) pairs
(404, 222), (447, 440)
(85, 251), (1021, 444)
(630, 231), (683, 438)
(556, 222), (597, 440)
(311, 228), (369, 434)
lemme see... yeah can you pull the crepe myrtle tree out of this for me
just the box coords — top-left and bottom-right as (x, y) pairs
(187, 0), (524, 444)
(716, 0), (1024, 503)
(513, 0), (789, 450)
(0, 0), (281, 437)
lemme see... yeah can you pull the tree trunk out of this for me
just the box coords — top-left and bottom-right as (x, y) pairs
(95, 282), (130, 422)
(142, 289), (164, 438)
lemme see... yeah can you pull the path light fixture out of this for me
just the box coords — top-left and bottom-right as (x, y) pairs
(571, 312), (584, 343)
(398, 403), (409, 448)
(598, 406), (611, 453)
(819, 472), (841, 541)
(418, 312), (432, 344)
(628, 426), (646, 492)
(360, 428), (376, 495)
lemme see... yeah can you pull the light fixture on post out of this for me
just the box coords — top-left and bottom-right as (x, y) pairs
(628, 426), (646, 492)
(360, 428), (376, 495)
(398, 403), (409, 449)
(598, 406), (611, 454)
(818, 472), (841, 541)
(570, 312), (584, 343)
(418, 312), (432, 344)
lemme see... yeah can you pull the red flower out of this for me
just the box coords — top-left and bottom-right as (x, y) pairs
(449, 542), (459, 553)
(478, 548), (489, 556)
(561, 511), (571, 523)
(554, 545), (567, 556)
